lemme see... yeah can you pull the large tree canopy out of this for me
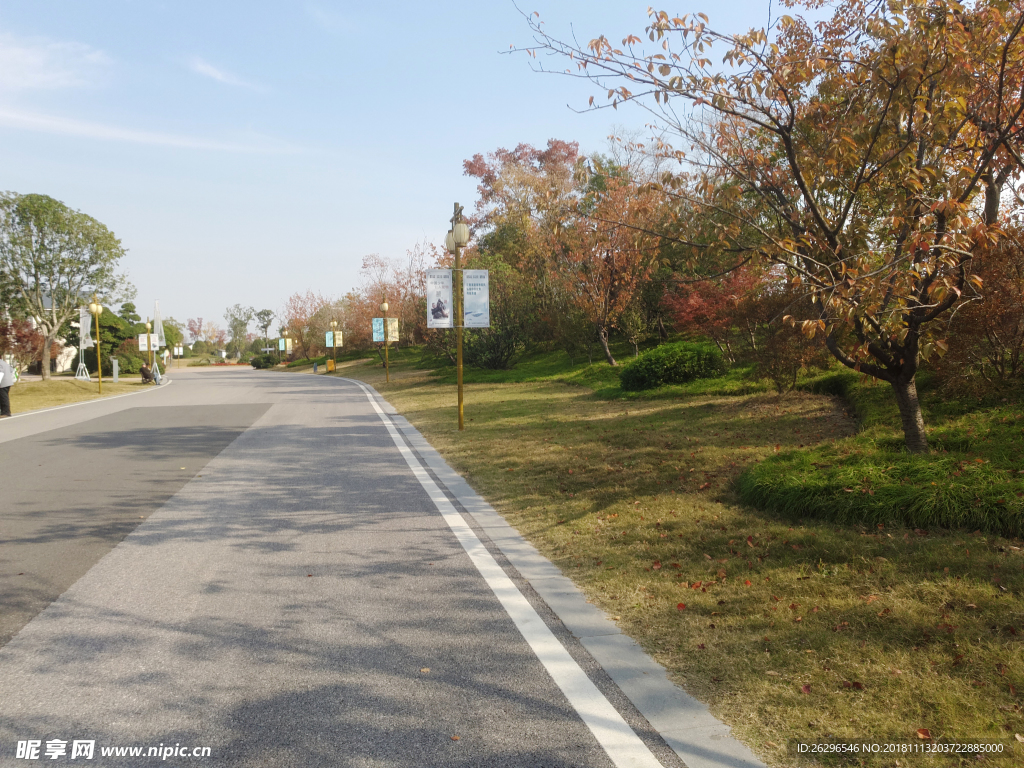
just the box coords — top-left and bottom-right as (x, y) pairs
(521, 0), (1024, 451)
(0, 192), (128, 378)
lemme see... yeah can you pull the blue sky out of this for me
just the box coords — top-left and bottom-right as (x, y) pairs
(0, 0), (780, 331)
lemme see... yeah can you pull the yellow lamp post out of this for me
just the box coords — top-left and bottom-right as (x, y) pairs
(380, 299), (390, 383)
(445, 203), (470, 430)
(145, 320), (153, 368)
(88, 296), (103, 394)
(330, 319), (338, 370)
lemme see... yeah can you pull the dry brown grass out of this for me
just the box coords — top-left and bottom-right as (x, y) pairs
(345, 358), (1024, 766)
(8, 379), (153, 414)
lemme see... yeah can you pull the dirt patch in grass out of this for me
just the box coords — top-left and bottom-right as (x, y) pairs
(346, 359), (1024, 766)
(9, 379), (154, 414)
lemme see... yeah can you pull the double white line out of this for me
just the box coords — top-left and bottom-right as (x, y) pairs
(347, 378), (664, 768)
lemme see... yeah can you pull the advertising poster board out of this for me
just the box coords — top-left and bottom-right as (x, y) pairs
(463, 270), (490, 328)
(387, 317), (399, 343)
(325, 331), (334, 348)
(372, 318), (384, 343)
(426, 269), (453, 329)
(278, 338), (286, 351)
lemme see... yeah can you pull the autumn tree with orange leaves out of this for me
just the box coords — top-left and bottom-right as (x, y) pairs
(548, 168), (662, 366)
(521, 0), (1024, 451)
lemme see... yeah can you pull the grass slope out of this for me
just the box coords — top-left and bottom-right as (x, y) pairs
(342, 346), (1024, 766)
(739, 370), (1024, 537)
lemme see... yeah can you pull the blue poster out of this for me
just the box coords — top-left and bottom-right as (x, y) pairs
(278, 338), (286, 351)
(325, 331), (334, 348)
(372, 318), (384, 343)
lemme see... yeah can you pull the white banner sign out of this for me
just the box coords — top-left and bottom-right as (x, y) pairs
(138, 333), (156, 351)
(426, 269), (453, 329)
(463, 269), (490, 328)
(79, 307), (94, 350)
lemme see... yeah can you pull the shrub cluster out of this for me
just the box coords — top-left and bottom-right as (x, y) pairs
(619, 342), (724, 391)
(250, 353), (277, 369)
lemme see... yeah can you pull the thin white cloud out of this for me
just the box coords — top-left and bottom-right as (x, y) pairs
(0, 32), (110, 91)
(188, 56), (261, 90)
(305, 5), (358, 33)
(0, 106), (301, 154)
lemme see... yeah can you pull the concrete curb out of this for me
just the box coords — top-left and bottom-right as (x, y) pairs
(355, 382), (767, 768)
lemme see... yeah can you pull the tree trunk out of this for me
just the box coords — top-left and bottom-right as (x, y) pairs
(40, 333), (52, 380)
(891, 377), (928, 453)
(657, 316), (668, 340)
(598, 326), (616, 366)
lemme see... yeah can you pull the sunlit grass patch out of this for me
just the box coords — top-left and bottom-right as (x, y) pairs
(345, 352), (1024, 766)
(8, 379), (152, 414)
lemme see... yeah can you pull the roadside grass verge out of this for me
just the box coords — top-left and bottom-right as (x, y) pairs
(740, 370), (1024, 537)
(9, 379), (153, 414)
(343, 351), (1024, 766)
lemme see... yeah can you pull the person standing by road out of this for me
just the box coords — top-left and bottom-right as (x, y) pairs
(0, 357), (16, 418)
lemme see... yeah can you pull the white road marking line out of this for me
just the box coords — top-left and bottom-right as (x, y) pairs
(2, 379), (173, 420)
(346, 378), (664, 768)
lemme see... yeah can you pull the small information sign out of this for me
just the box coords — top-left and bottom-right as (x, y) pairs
(427, 269), (453, 329)
(325, 331), (334, 348)
(463, 269), (490, 328)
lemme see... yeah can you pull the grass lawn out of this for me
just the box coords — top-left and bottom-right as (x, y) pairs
(341, 346), (1024, 766)
(9, 379), (155, 414)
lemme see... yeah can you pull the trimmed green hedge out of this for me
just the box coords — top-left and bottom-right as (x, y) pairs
(619, 342), (725, 391)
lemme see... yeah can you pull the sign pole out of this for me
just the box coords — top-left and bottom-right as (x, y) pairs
(454, 211), (464, 431)
(95, 301), (102, 395)
(383, 303), (390, 383)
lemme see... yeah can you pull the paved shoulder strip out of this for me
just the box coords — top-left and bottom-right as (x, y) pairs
(346, 378), (665, 768)
(342, 376), (768, 768)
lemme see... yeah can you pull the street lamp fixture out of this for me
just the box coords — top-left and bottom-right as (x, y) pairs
(446, 204), (470, 430)
(88, 297), (103, 394)
(145, 320), (153, 369)
(380, 299), (390, 383)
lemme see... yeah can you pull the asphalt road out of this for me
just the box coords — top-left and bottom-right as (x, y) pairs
(0, 369), (752, 768)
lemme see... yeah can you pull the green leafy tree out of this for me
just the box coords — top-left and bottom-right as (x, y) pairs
(224, 304), (254, 358)
(0, 193), (129, 378)
(254, 309), (275, 353)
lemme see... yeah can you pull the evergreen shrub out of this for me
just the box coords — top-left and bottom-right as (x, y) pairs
(619, 342), (725, 391)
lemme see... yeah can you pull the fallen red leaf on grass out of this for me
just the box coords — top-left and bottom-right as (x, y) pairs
(800, 684), (811, 694)
(677, 603), (687, 611)
(692, 581), (703, 589)
(744, 580), (752, 586)
(916, 729), (931, 740)
(746, 536), (754, 547)
(652, 561), (662, 570)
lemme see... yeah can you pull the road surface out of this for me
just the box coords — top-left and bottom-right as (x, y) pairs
(0, 368), (762, 768)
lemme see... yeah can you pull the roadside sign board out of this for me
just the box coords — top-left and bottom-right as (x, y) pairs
(372, 318), (384, 343)
(325, 331), (334, 348)
(427, 269), (453, 329)
(463, 270), (490, 328)
(138, 333), (156, 351)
